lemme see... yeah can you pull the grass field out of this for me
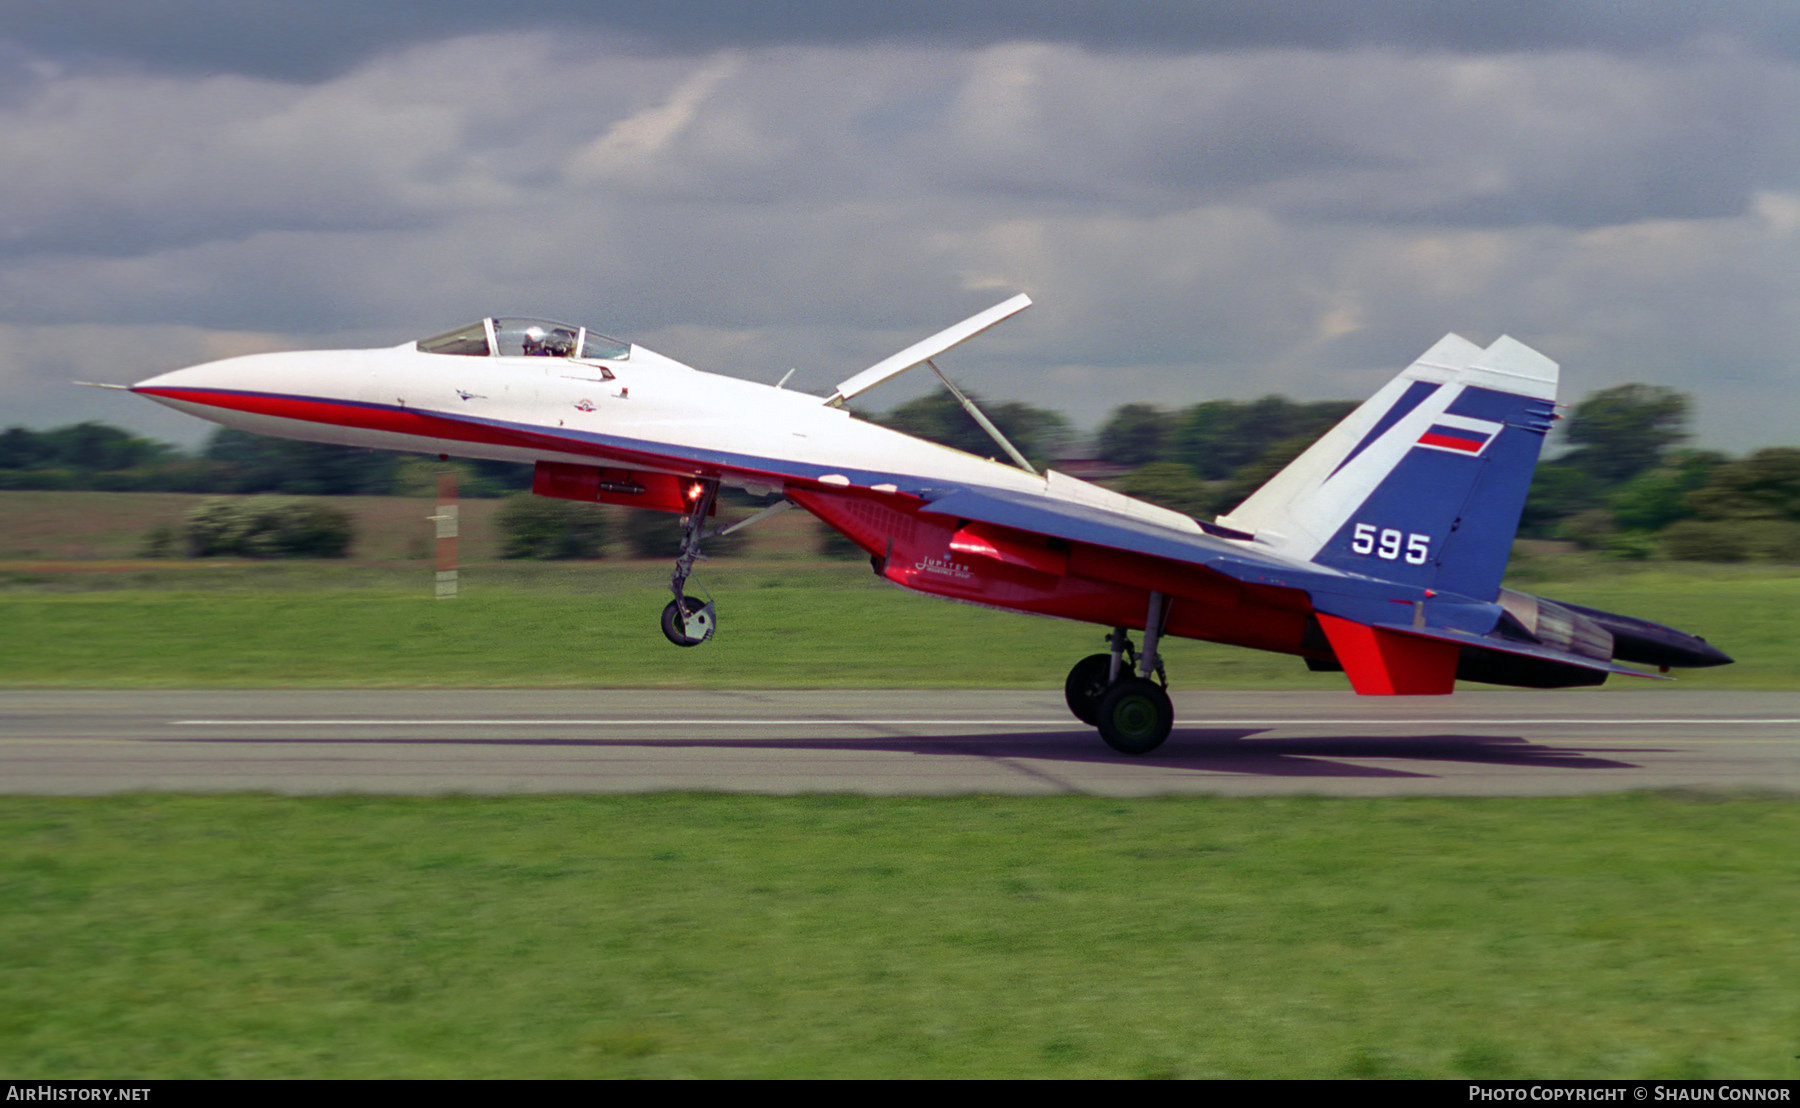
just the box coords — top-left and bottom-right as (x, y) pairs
(3, 792), (1795, 1079)
(1, 558), (1793, 688)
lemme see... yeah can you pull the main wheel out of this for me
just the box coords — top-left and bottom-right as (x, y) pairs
(661, 596), (714, 647)
(1095, 677), (1173, 755)
(1063, 653), (1114, 725)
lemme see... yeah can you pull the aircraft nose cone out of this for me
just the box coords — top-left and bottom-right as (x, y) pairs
(130, 366), (194, 393)
(132, 349), (310, 408)
(127, 347), (379, 438)
(131, 361), (233, 411)
(133, 352), (255, 390)
(135, 348), (308, 392)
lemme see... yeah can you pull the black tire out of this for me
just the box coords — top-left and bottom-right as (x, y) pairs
(1063, 653), (1114, 725)
(661, 597), (714, 647)
(1095, 677), (1173, 755)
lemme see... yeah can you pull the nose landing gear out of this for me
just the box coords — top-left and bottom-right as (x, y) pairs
(656, 485), (796, 647)
(663, 479), (719, 647)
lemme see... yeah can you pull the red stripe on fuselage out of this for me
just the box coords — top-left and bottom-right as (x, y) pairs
(140, 387), (627, 458)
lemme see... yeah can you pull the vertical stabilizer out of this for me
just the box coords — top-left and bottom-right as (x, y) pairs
(1216, 334), (1558, 601)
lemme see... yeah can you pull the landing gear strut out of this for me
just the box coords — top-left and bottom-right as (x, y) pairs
(1064, 592), (1175, 755)
(662, 479), (718, 647)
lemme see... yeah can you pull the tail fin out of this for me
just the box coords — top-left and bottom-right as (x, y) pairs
(1215, 334), (1557, 601)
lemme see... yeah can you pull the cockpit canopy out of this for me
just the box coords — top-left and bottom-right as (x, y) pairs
(416, 318), (630, 361)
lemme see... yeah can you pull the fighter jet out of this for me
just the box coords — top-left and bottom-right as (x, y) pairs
(130, 297), (1731, 753)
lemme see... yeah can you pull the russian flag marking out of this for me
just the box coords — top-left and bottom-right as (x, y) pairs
(1414, 415), (1502, 457)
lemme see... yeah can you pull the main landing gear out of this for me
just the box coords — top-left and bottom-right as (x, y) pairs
(1063, 592), (1175, 755)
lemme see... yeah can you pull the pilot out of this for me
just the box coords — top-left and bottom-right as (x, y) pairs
(522, 327), (574, 357)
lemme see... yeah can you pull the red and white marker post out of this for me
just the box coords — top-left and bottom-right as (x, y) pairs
(433, 469), (458, 599)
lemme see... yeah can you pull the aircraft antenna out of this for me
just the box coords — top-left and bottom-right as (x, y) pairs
(925, 359), (1037, 476)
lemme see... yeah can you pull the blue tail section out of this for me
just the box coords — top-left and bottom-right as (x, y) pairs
(1216, 335), (1558, 602)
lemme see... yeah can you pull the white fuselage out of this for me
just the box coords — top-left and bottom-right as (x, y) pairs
(133, 340), (1201, 533)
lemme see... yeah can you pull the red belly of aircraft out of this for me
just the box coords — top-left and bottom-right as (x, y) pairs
(787, 486), (1320, 658)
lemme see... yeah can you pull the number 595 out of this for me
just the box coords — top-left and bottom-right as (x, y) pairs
(1351, 523), (1430, 565)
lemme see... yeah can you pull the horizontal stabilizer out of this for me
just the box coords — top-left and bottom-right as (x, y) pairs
(1325, 616), (1669, 694)
(827, 294), (1031, 405)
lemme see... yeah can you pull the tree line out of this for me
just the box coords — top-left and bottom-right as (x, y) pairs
(8, 382), (1798, 562)
(872, 382), (1800, 562)
(0, 425), (534, 497)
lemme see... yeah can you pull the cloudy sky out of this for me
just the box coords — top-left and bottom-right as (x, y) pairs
(4, 1), (1797, 450)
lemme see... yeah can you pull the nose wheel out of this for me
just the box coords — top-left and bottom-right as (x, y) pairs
(661, 595), (715, 647)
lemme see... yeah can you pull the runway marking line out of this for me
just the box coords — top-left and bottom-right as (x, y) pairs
(170, 717), (1800, 728)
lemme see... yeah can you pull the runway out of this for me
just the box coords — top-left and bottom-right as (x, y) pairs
(3, 688), (1796, 796)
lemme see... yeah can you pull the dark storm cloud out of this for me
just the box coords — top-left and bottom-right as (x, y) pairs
(897, 42), (1800, 231)
(7, 1), (1800, 81)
